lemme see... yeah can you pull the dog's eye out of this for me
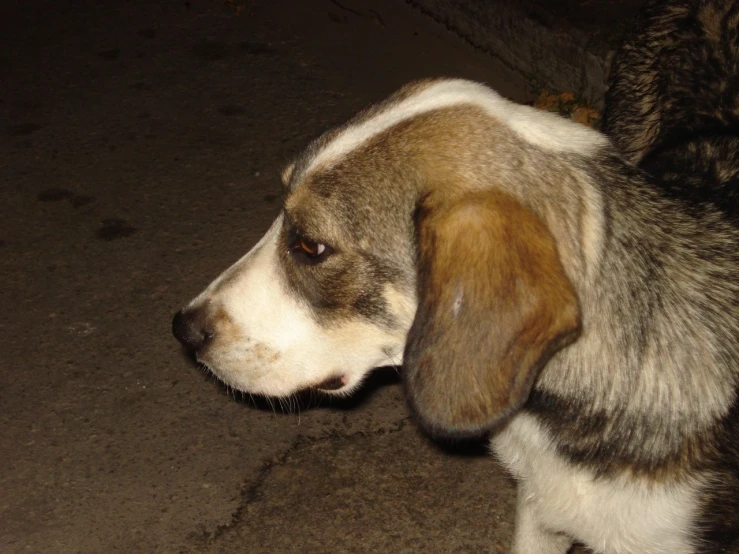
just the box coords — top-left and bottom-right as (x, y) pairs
(298, 237), (324, 256)
(289, 235), (332, 264)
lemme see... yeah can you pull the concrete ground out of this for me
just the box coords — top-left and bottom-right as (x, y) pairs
(408, 0), (647, 110)
(0, 0), (542, 552)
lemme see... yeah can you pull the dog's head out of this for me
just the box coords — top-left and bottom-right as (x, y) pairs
(174, 79), (605, 436)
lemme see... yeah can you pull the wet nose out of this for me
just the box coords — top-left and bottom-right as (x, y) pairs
(172, 309), (214, 351)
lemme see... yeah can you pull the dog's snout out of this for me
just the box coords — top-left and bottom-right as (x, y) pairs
(172, 309), (214, 351)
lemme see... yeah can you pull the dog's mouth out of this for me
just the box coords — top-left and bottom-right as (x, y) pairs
(315, 375), (347, 391)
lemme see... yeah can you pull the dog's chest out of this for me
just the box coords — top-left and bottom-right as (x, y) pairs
(492, 414), (700, 554)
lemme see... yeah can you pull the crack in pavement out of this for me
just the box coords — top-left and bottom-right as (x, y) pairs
(187, 417), (412, 549)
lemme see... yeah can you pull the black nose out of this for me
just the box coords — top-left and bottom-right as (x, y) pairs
(172, 309), (214, 351)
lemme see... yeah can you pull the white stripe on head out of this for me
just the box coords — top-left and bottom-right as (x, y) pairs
(303, 79), (608, 177)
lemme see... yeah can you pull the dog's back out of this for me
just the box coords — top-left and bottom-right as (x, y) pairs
(603, 0), (739, 216)
(603, 0), (739, 161)
(602, 0), (739, 548)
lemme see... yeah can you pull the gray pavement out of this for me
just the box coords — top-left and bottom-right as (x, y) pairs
(408, 0), (646, 110)
(1, 0), (534, 552)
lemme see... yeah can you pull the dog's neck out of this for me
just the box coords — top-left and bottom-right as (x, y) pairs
(534, 148), (738, 461)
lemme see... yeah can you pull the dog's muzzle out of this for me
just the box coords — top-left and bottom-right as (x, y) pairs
(172, 309), (214, 352)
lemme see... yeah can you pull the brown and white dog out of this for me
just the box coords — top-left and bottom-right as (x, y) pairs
(173, 0), (739, 551)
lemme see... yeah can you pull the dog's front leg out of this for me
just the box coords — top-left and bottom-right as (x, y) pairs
(512, 488), (573, 554)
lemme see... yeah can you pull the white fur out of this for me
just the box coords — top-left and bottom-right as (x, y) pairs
(304, 79), (608, 176)
(494, 414), (701, 554)
(190, 216), (404, 396)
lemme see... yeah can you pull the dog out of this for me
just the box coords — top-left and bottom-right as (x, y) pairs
(173, 0), (739, 551)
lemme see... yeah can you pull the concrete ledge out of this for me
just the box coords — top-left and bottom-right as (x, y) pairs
(405, 0), (645, 108)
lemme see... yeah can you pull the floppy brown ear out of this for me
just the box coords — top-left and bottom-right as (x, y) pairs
(403, 189), (581, 439)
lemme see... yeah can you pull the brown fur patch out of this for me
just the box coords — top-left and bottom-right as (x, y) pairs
(403, 189), (582, 438)
(209, 305), (245, 346)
